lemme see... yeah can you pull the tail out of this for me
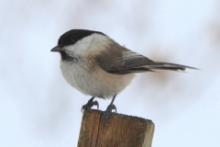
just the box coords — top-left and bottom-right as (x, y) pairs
(145, 62), (198, 71)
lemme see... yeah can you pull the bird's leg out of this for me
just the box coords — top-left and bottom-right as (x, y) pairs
(106, 95), (117, 113)
(82, 96), (99, 111)
(103, 95), (117, 119)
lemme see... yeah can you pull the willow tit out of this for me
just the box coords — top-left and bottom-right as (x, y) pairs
(51, 29), (196, 112)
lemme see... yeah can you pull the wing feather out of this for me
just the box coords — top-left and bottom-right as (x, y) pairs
(95, 43), (196, 74)
(95, 44), (154, 74)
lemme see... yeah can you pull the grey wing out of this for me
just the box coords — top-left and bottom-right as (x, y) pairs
(95, 44), (196, 74)
(95, 44), (155, 74)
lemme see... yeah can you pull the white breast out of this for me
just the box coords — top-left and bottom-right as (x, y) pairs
(60, 61), (134, 98)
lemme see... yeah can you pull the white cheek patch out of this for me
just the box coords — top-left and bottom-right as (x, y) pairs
(65, 34), (111, 57)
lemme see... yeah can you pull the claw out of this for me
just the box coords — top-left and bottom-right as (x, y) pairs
(102, 104), (117, 120)
(81, 97), (99, 111)
(92, 100), (99, 109)
(106, 104), (117, 113)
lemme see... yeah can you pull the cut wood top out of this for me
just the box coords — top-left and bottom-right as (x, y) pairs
(78, 110), (154, 147)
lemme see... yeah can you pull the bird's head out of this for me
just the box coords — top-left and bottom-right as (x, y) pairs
(51, 29), (107, 61)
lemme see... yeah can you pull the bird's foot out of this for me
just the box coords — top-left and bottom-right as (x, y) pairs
(106, 104), (117, 113)
(81, 98), (99, 111)
(103, 104), (117, 120)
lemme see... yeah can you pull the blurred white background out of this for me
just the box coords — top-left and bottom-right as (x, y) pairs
(0, 0), (219, 147)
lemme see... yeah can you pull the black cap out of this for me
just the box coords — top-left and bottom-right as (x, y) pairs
(57, 29), (106, 47)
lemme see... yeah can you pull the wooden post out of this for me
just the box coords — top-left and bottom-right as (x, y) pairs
(78, 110), (154, 147)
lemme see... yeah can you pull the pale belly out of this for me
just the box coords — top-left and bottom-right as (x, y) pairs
(60, 62), (134, 98)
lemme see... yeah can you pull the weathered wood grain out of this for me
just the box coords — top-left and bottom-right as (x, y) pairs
(78, 110), (154, 147)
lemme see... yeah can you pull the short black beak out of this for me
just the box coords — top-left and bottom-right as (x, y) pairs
(51, 46), (62, 52)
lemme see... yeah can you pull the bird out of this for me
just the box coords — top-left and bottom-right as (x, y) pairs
(51, 29), (196, 112)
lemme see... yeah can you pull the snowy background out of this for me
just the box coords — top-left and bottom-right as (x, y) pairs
(0, 0), (220, 147)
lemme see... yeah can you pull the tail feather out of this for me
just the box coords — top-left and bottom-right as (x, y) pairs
(145, 62), (198, 71)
